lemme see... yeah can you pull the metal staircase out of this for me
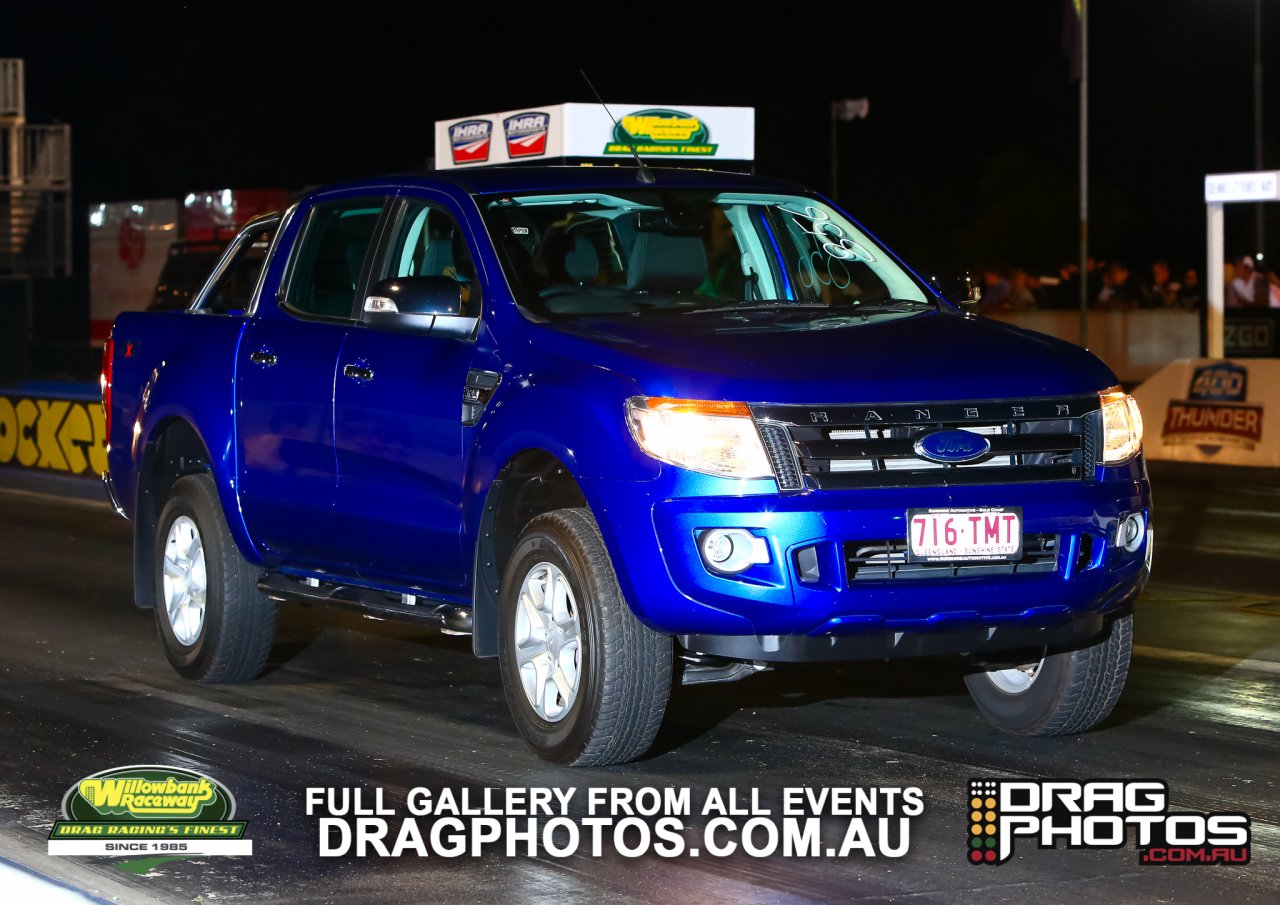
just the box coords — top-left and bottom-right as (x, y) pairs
(1, 59), (71, 276)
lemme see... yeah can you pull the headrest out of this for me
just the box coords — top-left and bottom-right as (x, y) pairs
(564, 234), (599, 284)
(625, 231), (707, 292)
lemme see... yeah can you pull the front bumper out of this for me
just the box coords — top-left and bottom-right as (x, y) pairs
(588, 462), (1150, 657)
(679, 608), (1126, 662)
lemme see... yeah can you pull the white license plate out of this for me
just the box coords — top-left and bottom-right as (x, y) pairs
(906, 507), (1022, 562)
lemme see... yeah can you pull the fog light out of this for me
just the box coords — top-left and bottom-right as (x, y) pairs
(699, 529), (769, 574)
(1119, 512), (1145, 553)
(704, 531), (735, 564)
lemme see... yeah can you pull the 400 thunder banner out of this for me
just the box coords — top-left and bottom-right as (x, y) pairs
(434, 102), (755, 169)
(1134, 358), (1280, 467)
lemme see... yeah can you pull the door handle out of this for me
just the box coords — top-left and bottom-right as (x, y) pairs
(250, 349), (277, 366)
(343, 364), (374, 382)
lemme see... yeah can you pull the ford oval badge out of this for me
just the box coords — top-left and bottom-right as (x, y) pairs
(914, 430), (991, 464)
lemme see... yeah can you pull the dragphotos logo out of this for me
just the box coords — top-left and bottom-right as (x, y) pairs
(967, 779), (1249, 865)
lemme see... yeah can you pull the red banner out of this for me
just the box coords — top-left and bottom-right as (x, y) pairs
(1163, 402), (1263, 443)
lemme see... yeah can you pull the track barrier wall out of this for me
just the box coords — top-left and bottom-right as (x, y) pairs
(0, 383), (105, 477)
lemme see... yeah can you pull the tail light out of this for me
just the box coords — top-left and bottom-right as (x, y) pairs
(100, 337), (113, 443)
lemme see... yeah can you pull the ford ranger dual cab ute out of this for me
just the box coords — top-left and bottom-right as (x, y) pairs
(102, 166), (1151, 765)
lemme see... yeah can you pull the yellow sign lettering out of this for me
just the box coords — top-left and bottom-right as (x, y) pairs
(88, 405), (109, 475)
(0, 395), (108, 477)
(0, 397), (15, 463)
(15, 398), (38, 467)
(79, 776), (217, 819)
(621, 114), (702, 142)
(57, 402), (93, 474)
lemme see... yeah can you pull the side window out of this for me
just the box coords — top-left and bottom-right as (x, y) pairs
(283, 197), (386, 319)
(378, 199), (481, 315)
(197, 222), (277, 315)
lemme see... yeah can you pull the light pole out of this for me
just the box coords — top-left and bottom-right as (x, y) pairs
(1079, 0), (1089, 348)
(830, 98), (869, 201)
(1254, 0), (1265, 258)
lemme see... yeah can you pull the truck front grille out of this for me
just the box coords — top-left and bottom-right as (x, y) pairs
(753, 395), (1100, 491)
(845, 533), (1061, 581)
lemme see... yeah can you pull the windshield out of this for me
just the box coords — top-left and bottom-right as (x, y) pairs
(482, 189), (932, 319)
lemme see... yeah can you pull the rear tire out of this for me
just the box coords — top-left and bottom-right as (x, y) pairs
(153, 473), (275, 683)
(964, 613), (1132, 735)
(498, 508), (672, 766)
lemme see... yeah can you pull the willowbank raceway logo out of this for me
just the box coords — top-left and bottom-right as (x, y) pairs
(967, 779), (1249, 866)
(605, 109), (718, 157)
(48, 765), (252, 857)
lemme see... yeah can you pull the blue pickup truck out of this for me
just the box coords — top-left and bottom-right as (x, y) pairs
(103, 166), (1150, 765)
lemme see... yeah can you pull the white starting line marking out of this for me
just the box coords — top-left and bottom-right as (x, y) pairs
(1133, 644), (1280, 676)
(1200, 506), (1280, 520)
(0, 859), (112, 905)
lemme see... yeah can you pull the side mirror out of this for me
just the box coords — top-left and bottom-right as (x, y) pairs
(929, 272), (980, 315)
(363, 276), (473, 335)
(367, 275), (462, 316)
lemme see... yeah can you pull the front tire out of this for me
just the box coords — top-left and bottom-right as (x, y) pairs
(964, 613), (1132, 736)
(498, 508), (672, 766)
(153, 473), (275, 683)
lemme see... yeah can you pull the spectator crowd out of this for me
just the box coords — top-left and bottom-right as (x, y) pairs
(975, 255), (1280, 312)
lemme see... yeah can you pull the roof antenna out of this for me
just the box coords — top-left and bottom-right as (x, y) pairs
(580, 69), (656, 184)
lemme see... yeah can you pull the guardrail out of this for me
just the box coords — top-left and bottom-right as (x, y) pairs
(0, 59), (22, 119)
(16, 124), (71, 188)
(2, 124), (71, 188)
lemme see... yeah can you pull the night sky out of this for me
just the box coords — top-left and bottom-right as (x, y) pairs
(6, 1), (1279, 277)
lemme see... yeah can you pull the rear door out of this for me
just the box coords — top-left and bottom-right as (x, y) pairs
(236, 194), (389, 566)
(331, 193), (482, 588)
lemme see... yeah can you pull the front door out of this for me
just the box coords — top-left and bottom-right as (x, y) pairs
(332, 196), (480, 588)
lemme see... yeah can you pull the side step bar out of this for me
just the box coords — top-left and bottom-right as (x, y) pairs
(678, 651), (770, 686)
(257, 573), (473, 635)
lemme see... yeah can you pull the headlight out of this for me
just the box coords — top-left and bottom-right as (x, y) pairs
(625, 397), (774, 479)
(1099, 386), (1143, 464)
